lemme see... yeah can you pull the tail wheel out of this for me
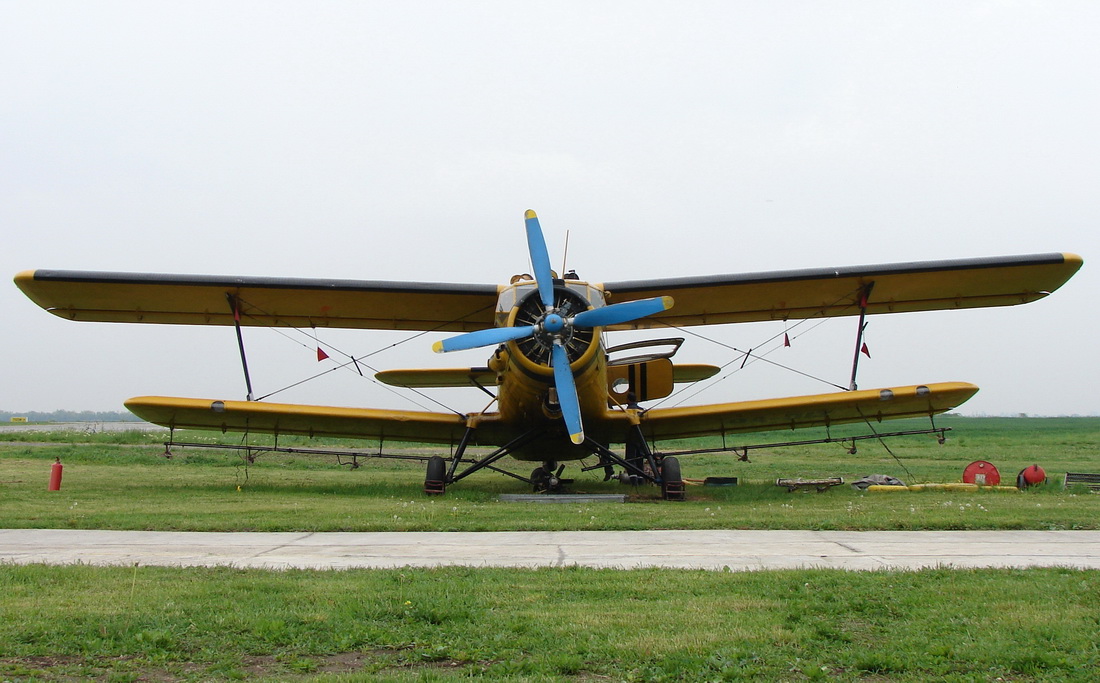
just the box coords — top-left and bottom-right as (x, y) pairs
(531, 464), (567, 493)
(531, 467), (550, 492)
(661, 456), (685, 501)
(425, 456), (446, 495)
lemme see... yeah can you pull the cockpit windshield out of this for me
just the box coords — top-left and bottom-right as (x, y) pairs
(495, 281), (605, 327)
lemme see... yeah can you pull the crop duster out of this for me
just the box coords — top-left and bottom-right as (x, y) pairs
(15, 211), (1082, 498)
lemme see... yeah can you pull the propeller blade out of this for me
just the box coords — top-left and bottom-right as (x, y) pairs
(551, 342), (584, 445)
(572, 296), (674, 329)
(524, 210), (556, 309)
(433, 325), (535, 353)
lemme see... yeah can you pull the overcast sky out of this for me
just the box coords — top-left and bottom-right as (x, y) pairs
(2, 1), (1096, 417)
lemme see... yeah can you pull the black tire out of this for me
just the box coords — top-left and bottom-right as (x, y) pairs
(425, 456), (446, 495)
(531, 467), (549, 492)
(661, 456), (683, 500)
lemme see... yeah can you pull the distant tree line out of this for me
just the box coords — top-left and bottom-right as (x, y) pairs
(0, 409), (135, 422)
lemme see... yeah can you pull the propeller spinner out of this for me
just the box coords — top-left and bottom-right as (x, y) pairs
(433, 210), (673, 444)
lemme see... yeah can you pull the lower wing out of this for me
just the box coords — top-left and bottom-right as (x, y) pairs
(129, 382), (976, 447)
(125, 396), (474, 444)
(627, 382), (978, 441)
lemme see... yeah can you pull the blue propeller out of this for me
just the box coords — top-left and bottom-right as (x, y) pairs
(573, 295), (673, 329)
(432, 325), (536, 354)
(434, 210), (674, 444)
(524, 209), (556, 310)
(551, 342), (584, 444)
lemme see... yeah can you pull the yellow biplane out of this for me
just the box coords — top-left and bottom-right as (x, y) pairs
(15, 211), (1082, 498)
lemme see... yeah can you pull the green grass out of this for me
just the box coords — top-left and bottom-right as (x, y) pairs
(2, 417), (1098, 681)
(2, 416), (1098, 531)
(2, 564), (1098, 681)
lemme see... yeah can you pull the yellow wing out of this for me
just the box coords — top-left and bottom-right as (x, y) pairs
(375, 368), (497, 388)
(125, 396), (482, 444)
(374, 364), (720, 388)
(600, 253), (1082, 328)
(14, 270), (499, 332)
(621, 382), (978, 441)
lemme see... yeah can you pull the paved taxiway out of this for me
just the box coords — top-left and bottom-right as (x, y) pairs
(3, 529), (1099, 571)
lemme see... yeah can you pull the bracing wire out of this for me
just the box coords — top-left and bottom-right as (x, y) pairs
(232, 296), (495, 416)
(858, 410), (915, 482)
(644, 284), (868, 409)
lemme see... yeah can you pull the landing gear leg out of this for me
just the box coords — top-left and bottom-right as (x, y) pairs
(624, 428), (647, 486)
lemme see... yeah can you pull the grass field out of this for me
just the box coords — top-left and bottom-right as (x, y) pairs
(2, 564), (1097, 681)
(1, 417), (1098, 681)
(1, 416), (1098, 532)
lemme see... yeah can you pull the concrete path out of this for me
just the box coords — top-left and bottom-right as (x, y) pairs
(2, 529), (1099, 571)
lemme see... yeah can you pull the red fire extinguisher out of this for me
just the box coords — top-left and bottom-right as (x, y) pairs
(48, 458), (63, 491)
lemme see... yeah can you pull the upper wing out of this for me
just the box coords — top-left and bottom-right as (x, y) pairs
(624, 382), (978, 441)
(17, 252), (1081, 332)
(15, 270), (499, 332)
(601, 253), (1082, 328)
(125, 396), (476, 444)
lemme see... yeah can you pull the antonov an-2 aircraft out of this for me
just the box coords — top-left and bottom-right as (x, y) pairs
(15, 211), (1082, 499)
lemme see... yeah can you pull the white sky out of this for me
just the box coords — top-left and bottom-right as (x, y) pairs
(2, 1), (1096, 417)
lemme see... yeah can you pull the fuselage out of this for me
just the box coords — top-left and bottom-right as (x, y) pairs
(485, 278), (618, 461)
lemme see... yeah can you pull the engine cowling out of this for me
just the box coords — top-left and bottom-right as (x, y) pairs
(510, 285), (596, 368)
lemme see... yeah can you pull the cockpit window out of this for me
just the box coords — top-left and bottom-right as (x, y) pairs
(495, 281), (604, 327)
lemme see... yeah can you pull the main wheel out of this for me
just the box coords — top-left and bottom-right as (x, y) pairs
(425, 455), (446, 495)
(660, 456), (684, 501)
